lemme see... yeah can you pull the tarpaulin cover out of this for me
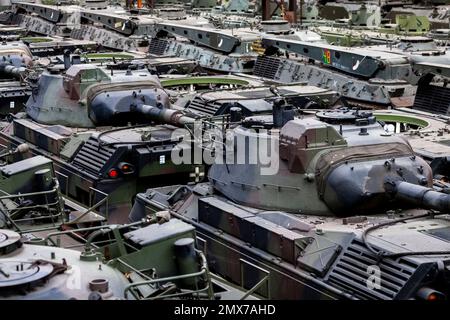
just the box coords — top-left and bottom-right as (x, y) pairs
(315, 142), (414, 195)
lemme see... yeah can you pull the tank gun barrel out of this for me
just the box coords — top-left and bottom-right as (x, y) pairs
(132, 104), (196, 127)
(0, 64), (27, 79)
(0, 143), (30, 159)
(385, 180), (450, 213)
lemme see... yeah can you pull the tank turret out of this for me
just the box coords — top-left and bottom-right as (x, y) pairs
(0, 41), (33, 71)
(0, 41), (33, 115)
(26, 64), (170, 128)
(4, 63), (204, 223)
(208, 106), (437, 216)
(0, 41), (32, 81)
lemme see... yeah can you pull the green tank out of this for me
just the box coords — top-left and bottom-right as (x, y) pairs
(0, 220), (257, 300)
(0, 146), (257, 300)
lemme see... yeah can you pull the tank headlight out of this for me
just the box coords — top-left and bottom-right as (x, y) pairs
(108, 168), (119, 179)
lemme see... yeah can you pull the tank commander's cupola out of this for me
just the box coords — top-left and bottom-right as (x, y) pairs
(315, 109), (377, 126)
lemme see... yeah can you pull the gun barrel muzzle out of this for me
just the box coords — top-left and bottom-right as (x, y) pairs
(390, 181), (450, 213)
(133, 104), (195, 127)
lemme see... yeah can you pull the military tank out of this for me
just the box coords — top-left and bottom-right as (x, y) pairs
(0, 228), (130, 300)
(259, 30), (450, 109)
(129, 104), (450, 300)
(0, 145), (257, 300)
(0, 219), (256, 300)
(0, 41), (33, 115)
(0, 61), (207, 223)
(314, 14), (432, 47)
(5, 1), (213, 52)
(148, 22), (260, 73)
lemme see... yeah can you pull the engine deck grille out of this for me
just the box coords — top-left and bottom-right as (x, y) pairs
(413, 83), (450, 116)
(253, 56), (280, 80)
(72, 136), (116, 175)
(148, 38), (169, 56)
(186, 97), (222, 117)
(327, 239), (419, 300)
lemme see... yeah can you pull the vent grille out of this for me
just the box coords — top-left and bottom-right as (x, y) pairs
(327, 239), (418, 300)
(413, 83), (450, 116)
(253, 56), (280, 80)
(186, 97), (222, 117)
(148, 38), (169, 56)
(72, 136), (117, 175)
(70, 29), (83, 40)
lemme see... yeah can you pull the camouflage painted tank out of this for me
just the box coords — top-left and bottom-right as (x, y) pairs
(148, 22), (260, 73)
(0, 145), (256, 300)
(256, 32), (450, 108)
(25, 63), (169, 127)
(6, 2), (143, 51)
(130, 105), (450, 300)
(315, 15), (432, 47)
(6, 1), (213, 52)
(387, 4), (450, 30)
(0, 60), (208, 223)
(0, 41), (33, 115)
(0, 219), (256, 300)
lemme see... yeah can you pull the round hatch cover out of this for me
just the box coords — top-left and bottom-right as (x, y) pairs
(0, 230), (22, 255)
(316, 109), (374, 125)
(0, 260), (54, 289)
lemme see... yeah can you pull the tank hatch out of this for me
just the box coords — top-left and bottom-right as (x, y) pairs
(0, 261), (53, 288)
(315, 109), (376, 125)
(0, 259), (67, 294)
(0, 230), (22, 256)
